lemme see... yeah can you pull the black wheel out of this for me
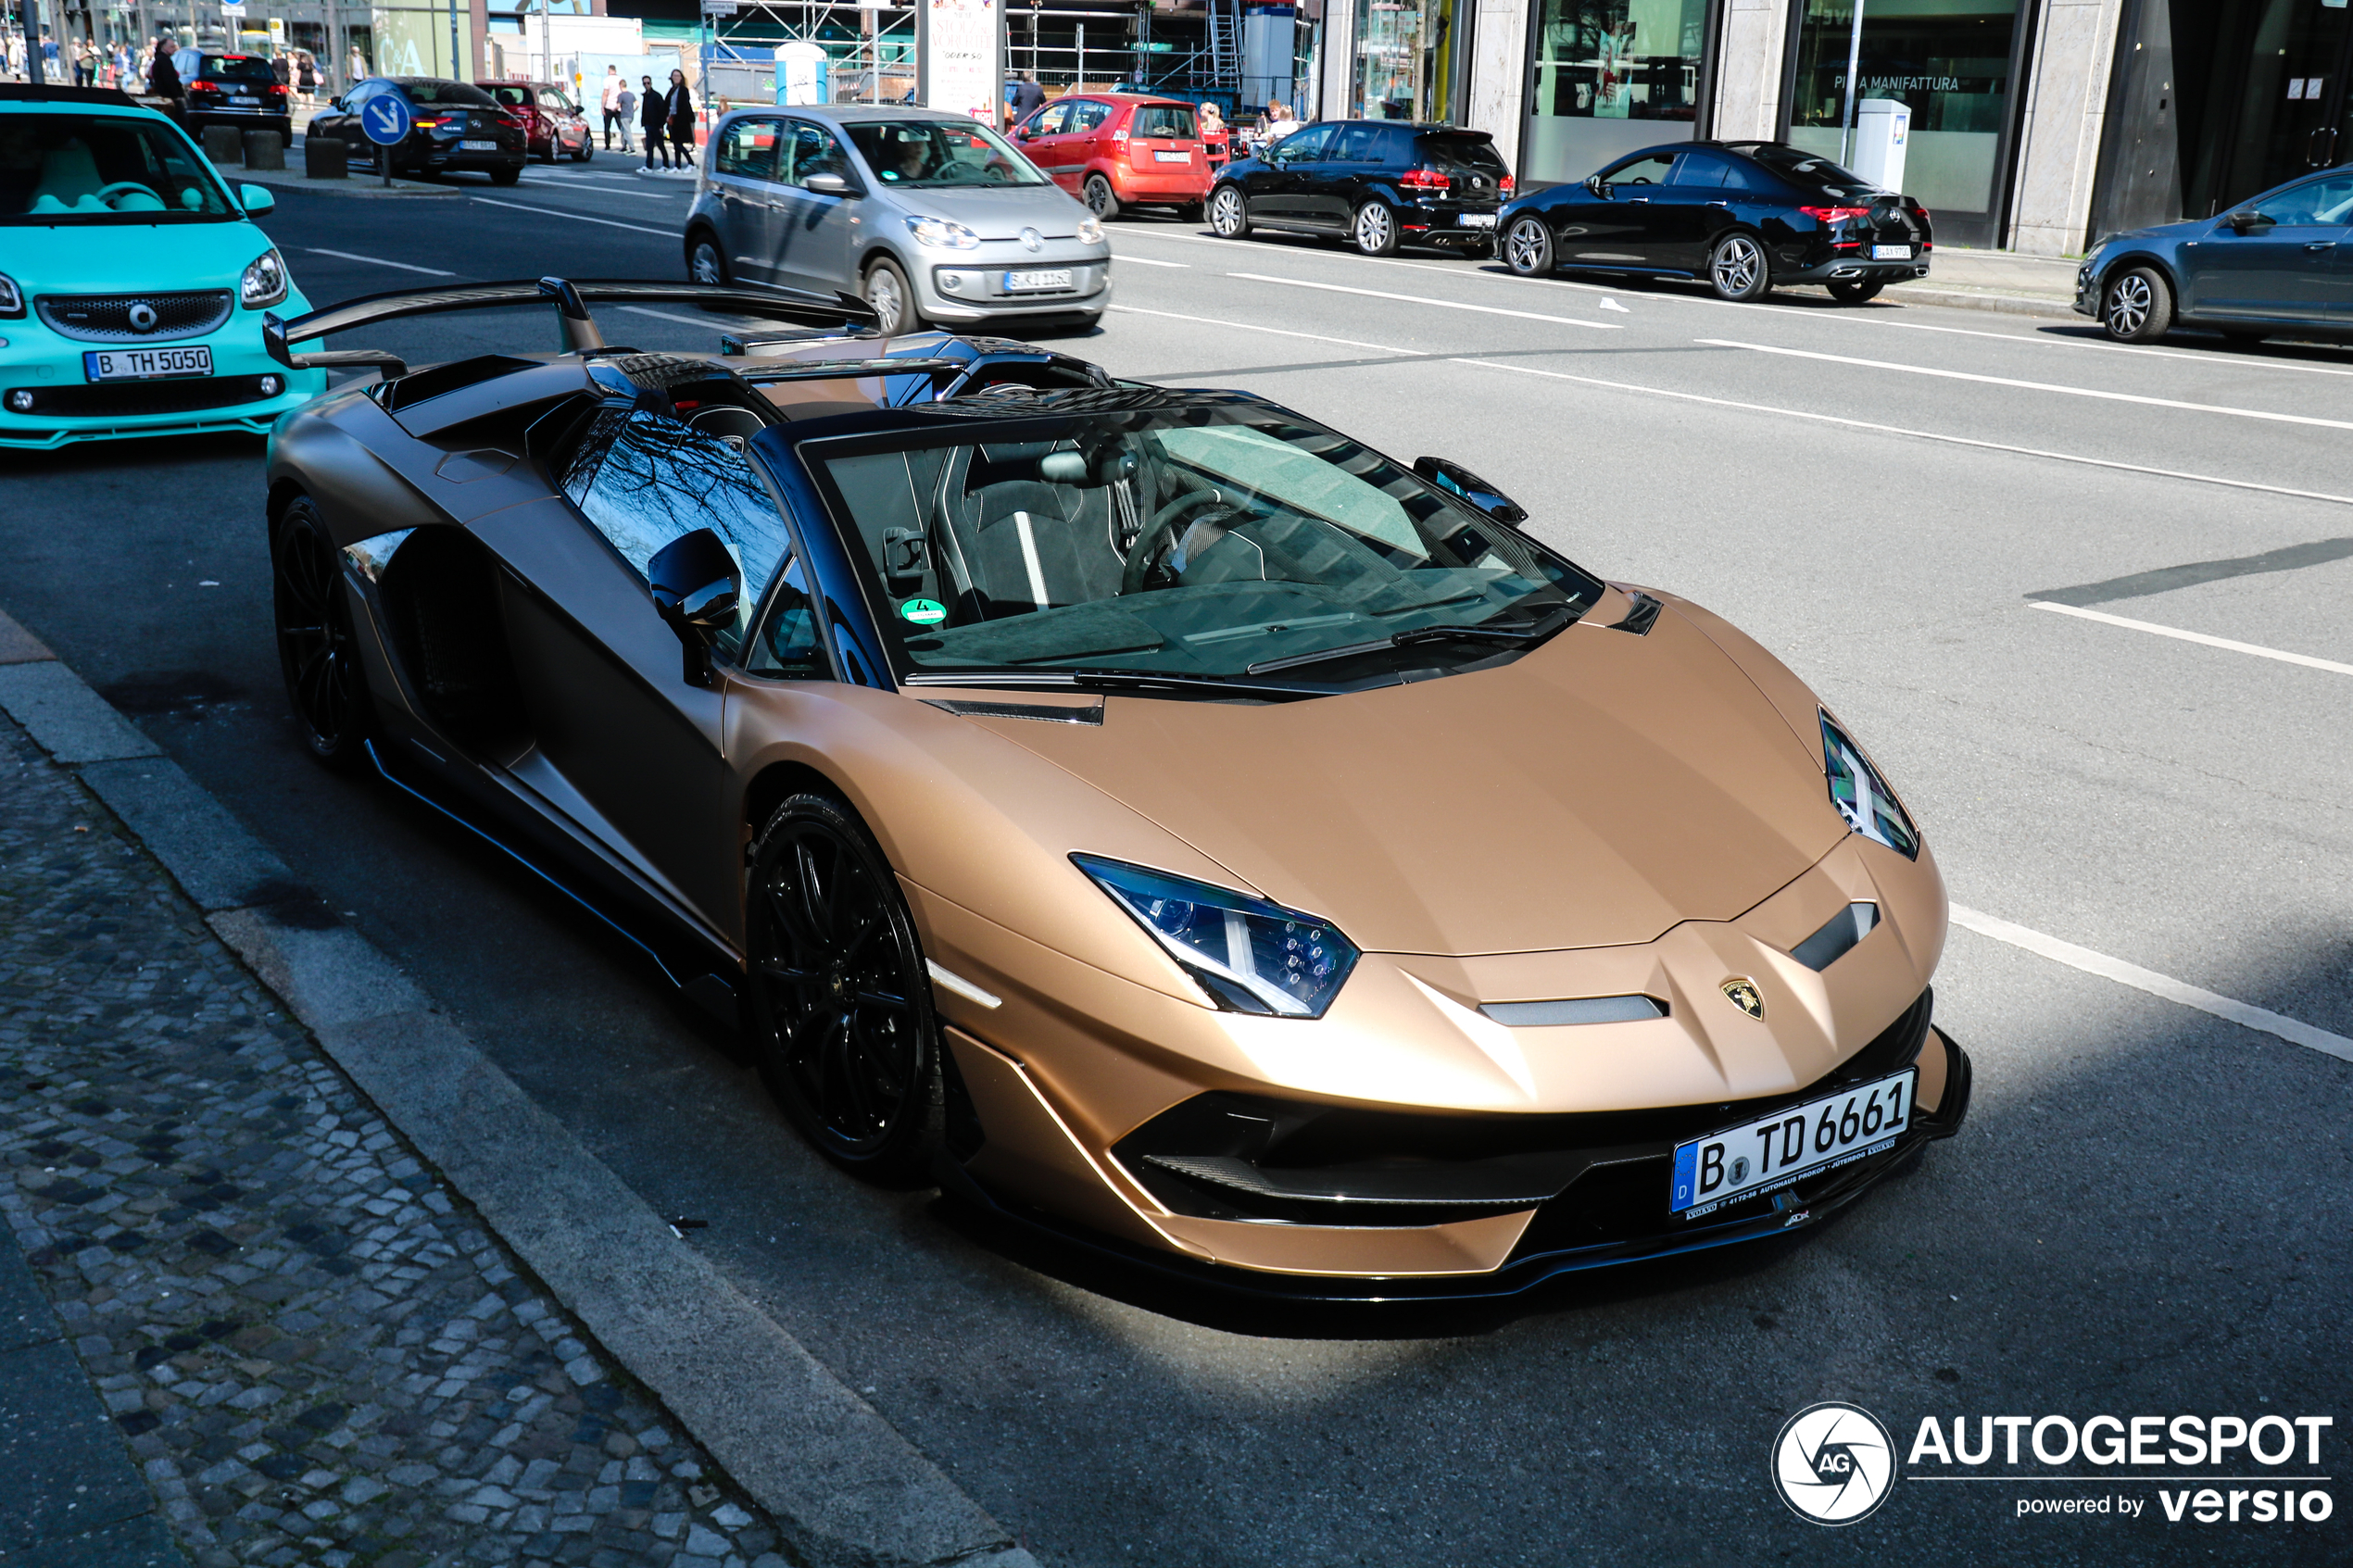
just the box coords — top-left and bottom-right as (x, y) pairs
(1352, 199), (1399, 256)
(1503, 214), (1553, 276)
(1827, 277), (1885, 305)
(686, 231), (729, 284)
(1208, 183), (1250, 238)
(862, 254), (917, 335)
(538, 143), (557, 164)
(2102, 265), (2172, 343)
(577, 142), (593, 163)
(488, 164), (522, 186)
(271, 498), (371, 771)
(1083, 172), (1119, 220)
(1175, 201), (1204, 225)
(746, 793), (940, 1185)
(1707, 231), (1770, 301)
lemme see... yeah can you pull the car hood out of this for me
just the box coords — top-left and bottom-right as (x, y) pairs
(2095, 217), (2206, 247)
(3, 218), (278, 294)
(877, 182), (1094, 240)
(975, 600), (1847, 956)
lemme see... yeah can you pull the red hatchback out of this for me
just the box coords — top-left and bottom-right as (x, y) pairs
(1012, 93), (1209, 220)
(484, 80), (594, 163)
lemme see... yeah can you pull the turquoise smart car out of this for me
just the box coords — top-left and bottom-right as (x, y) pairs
(0, 82), (324, 449)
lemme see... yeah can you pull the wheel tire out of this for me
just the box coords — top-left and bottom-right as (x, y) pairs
(1503, 214), (1554, 277)
(2102, 265), (2173, 343)
(1706, 231), (1771, 301)
(577, 143), (593, 164)
(489, 165), (522, 186)
(687, 232), (730, 285)
(1175, 201), (1204, 225)
(1208, 183), (1251, 239)
(746, 793), (942, 1187)
(1352, 199), (1399, 257)
(271, 498), (372, 772)
(538, 143), (557, 164)
(1827, 277), (1885, 305)
(862, 255), (918, 335)
(1083, 173), (1120, 221)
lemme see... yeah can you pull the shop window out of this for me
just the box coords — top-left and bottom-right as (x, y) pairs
(1353, 0), (1469, 124)
(1524, 0), (1709, 186)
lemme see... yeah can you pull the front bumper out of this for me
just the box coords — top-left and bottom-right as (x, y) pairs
(917, 243), (1114, 321)
(2073, 258), (2103, 317)
(0, 319), (326, 448)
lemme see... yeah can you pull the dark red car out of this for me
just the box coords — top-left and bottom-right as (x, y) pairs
(484, 80), (594, 163)
(1012, 92), (1210, 220)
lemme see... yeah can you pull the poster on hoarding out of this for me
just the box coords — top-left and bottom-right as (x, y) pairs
(920, 0), (999, 125)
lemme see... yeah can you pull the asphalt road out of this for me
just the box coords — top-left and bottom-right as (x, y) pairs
(6, 164), (2350, 1566)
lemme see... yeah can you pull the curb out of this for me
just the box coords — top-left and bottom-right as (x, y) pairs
(234, 160), (462, 197)
(0, 608), (1038, 1568)
(1882, 283), (2077, 320)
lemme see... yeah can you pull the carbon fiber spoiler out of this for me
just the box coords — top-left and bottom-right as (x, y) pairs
(261, 276), (880, 379)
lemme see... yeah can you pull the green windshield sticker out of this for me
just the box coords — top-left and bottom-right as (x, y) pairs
(899, 597), (948, 626)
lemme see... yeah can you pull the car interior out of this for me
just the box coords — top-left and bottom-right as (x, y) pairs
(0, 119), (226, 216)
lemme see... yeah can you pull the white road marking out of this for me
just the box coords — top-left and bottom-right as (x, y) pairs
(469, 196), (677, 237)
(1757, 306), (2353, 379)
(1599, 297), (1629, 313)
(304, 247), (457, 276)
(1109, 252), (1189, 268)
(517, 177), (675, 201)
(1698, 338), (2353, 432)
(1109, 303), (1412, 354)
(1949, 904), (2353, 1063)
(1451, 357), (2353, 509)
(1230, 272), (1621, 328)
(2027, 601), (2353, 677)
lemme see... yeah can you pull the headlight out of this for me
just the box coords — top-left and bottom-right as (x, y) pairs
(1076, 213), (1104, 245)
(0, 271), (21, 318)
(240, 248), (288, 308)
(1820, 712), (1919, 859)
(1074, 855), (1358, 1018)
(904, 215), (979, 250)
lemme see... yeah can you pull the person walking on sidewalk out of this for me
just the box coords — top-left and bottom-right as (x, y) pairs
(638, 73), (669, 169)
(148, 36), (181, 103)
(664, 68), (696, 170)
(599, 65), (623, 151)
(612, 78), (636, 155)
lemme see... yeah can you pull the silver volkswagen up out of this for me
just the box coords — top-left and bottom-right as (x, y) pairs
(685, 105), (1113, 335)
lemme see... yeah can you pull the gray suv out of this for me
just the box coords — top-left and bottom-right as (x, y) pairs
(685, 106), (1113, 335)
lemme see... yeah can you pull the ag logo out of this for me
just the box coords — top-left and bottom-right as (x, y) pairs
(1721, 976), (1764, 1019)
(1771, 1402), (1894, 1524)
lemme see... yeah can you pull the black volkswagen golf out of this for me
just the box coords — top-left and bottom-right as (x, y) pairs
(1207, 119), (1512, 256)
(308, 78), (526, 184)
(1497, 140), (1932, 304)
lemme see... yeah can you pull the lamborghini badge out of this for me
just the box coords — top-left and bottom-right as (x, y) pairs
(1721, 978), (1765, 1019)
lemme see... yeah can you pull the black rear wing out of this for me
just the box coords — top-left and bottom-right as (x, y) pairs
(262, 276), (879, 379)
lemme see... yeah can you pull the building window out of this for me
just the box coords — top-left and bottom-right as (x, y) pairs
(1524, 0), (1709, 186)
(1786, 0), (2020, 230)
(1353, 0), (1469, 123)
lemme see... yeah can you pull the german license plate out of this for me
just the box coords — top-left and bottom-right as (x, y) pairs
(1458, 212), (1497, 228)
(1154, 149), (1189, 163)
(1003, 268), (1073, 293)
(1871, 244), (1913, 259)
(1669, 1068), (1915, 1218)
(231, 95), (260, 106)
(83, 345), (212, 382)
(459, 139), (498, 151)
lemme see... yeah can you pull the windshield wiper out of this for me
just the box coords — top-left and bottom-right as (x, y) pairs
(1244, 607), (1576, 676)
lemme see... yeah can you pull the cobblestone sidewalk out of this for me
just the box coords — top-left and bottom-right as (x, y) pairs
(0, 712), (791, 1568)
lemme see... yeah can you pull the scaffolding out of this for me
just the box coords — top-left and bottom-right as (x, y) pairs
(698, 0), (917, 108)
(1002, 0), (1240, 100)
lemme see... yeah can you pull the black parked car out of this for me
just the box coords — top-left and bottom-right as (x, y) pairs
(2076, 166), (2353, 344)
(169, 50), (293, 143)
(1496, 140), (1932, 304)
(308, 78), (526, 184)
(1206, 119), (1512, 256)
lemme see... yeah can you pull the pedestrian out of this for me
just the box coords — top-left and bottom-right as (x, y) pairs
(271, 50), (291, 93)
(149, 36), (181, 101)
(599, 65), (622, 151)
(664, 68), (696, 169)
(346, 43), (365, 86)
(612, 78), (636, 155)
(113, 40), (131, 88)
(76, 37), (97, 87)
(1007, 69), (1042, 124)
(638, 73), (668, 169)
(296, 50), (318, 105)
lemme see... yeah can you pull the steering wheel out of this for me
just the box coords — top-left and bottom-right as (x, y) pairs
(94, 181), (164, 208)
(1120, 487), (1231, 596)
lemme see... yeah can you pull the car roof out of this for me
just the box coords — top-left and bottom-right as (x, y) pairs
(0, 82), (157, 116)
(1059, 93), (1193, 107)
(772, 104), (986, 125)
(1315, 119), (1493, 136)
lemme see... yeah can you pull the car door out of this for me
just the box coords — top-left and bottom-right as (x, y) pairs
(769, 119), (859, 295)
(1249, 124), (1330, 224)
(710, 115), (786, 279)
(1652, 150), (1739, 274)
(2185, 173), (2353, 321)
(1308, 122), (1381, 228)
(492, 403), (799, 931)
(1015, 99), (1073, 188)
(1060, 98), (1114, 191)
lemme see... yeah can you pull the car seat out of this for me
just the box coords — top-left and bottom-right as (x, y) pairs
(30, 141), (107, 212)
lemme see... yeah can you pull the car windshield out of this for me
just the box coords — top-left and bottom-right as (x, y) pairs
(810, 400), (1604, 691)
(845, 119), (1049, 187)
(198, 56), (276, 82)
(396, 79), (496, 107)
(1742, 143), (1878, 198)
(0, 113), (237, 223)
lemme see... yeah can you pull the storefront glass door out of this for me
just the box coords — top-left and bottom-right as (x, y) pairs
(1353, 0), (1468, 122)
(1521, 0), (1710, 186)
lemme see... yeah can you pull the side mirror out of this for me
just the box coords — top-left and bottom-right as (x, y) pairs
(2224, 208), (2271, 234)
(803, 169), (853, 196)
(1415, 456), (1528, 525)
(647, 527), (741, 687)
(239, 183), (275, 215)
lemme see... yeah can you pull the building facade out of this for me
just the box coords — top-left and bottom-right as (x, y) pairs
(1315, 0), (2353, 257)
